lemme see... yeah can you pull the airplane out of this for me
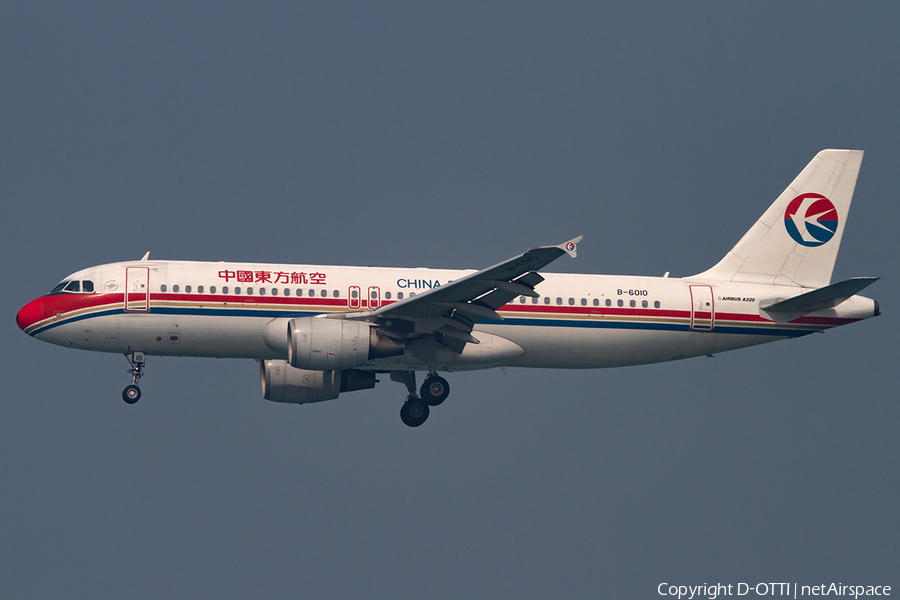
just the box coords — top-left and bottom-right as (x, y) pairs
(16, 149), (880, 427)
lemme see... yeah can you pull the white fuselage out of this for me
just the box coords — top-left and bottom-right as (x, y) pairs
(22, 259), (876, 373)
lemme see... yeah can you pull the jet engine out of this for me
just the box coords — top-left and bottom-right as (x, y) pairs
(286, 317), (404, 370)
(260, 359), (376, 404)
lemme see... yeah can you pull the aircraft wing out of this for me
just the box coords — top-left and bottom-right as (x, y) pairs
(348, 236), (583, 350)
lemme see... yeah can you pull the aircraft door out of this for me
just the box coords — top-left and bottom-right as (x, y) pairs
(690, 285), (714, 331)
(125, 267), (150, 312)
(348, 286), (361, 310)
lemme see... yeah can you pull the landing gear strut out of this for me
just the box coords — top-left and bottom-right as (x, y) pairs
(122, 352), (145, 404)
(391, 370), (451, 427)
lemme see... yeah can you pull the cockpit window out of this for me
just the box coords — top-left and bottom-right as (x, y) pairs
(50, 280), (95, 294)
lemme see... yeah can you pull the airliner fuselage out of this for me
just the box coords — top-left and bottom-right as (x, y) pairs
(18, 260), (876, 368)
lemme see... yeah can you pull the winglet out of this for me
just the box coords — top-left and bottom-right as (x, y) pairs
(558, 236), (584, 258)
(140, 251), (150, 261)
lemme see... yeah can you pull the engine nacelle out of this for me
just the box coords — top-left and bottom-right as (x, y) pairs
(286, 317), (404, 370)
(260, 360), (376, 404)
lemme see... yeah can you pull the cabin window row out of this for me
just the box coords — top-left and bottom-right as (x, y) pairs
(156, 285), (423, 301)
(156, 282), (424, 300)
(159, 284), (341, 298)
(518, 296), (662, 309)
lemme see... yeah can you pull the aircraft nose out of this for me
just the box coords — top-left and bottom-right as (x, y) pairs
(17, 297), (46, 333)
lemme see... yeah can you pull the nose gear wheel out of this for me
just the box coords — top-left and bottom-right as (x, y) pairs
(122, 352), (146, 404)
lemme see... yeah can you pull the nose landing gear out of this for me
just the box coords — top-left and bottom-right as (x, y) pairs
(122, 352), (145, 404)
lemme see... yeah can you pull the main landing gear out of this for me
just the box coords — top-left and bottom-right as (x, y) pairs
(421, 374), (450, 406)
(392, 370), (451, 427)
(122, 351), (145, 404)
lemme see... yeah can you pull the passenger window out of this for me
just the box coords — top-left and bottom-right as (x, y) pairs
(544, 296), (550, 305)
(581, 298), (587, 306)
(617, 299), (623, 307)
(222, 286), (228, 294)
(629, 300), (636, 307)
(283, 289), (289, 296)
(198, 286), (204, 293)
(64, 281), (81, 292)
(351, 289), (358, 298)
(642, 300), (648, 308)
(568, 298), (574, 305)
(556, 297), (562, 305)
(173, 285), (180, 293)
(385, 291), (392, 299)
(333, 290), (339, 298)
(296, 289), (302, 296)
(321, 289), (327, 298)
(398, 292), (404, 299)
(593, 299), (599, 306)
(308, 289), (315, 297)
(654, 301), (660, 308)
(532, 297), (538, 304)
(605, 299), (611, 306)
(185, 285), (191, 293)
(160, 284), (167, 292)
(210, 286), (216, 294)
(271, 288), (277, 296)
(247, 287), (253, 295)
(235, 287), (241, 294)
(520, 297), (526, 303)
(82, 280), (94, 293)
(371, 290), (377, 299)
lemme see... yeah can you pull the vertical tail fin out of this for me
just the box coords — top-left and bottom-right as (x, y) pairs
(692, 149), (864, 288)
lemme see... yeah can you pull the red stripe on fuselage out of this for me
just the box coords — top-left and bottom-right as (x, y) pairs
(17, 293), (125, 330)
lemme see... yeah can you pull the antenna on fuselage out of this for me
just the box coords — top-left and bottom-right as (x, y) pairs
(140, 251), (150, 261)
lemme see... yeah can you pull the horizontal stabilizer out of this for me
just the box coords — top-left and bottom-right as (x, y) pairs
(761, 277), (879, 315)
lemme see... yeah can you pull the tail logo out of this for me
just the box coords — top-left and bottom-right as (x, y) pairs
(784, 193), (839, 247)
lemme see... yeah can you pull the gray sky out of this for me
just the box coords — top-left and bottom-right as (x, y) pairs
(2, 3), (898, 598)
